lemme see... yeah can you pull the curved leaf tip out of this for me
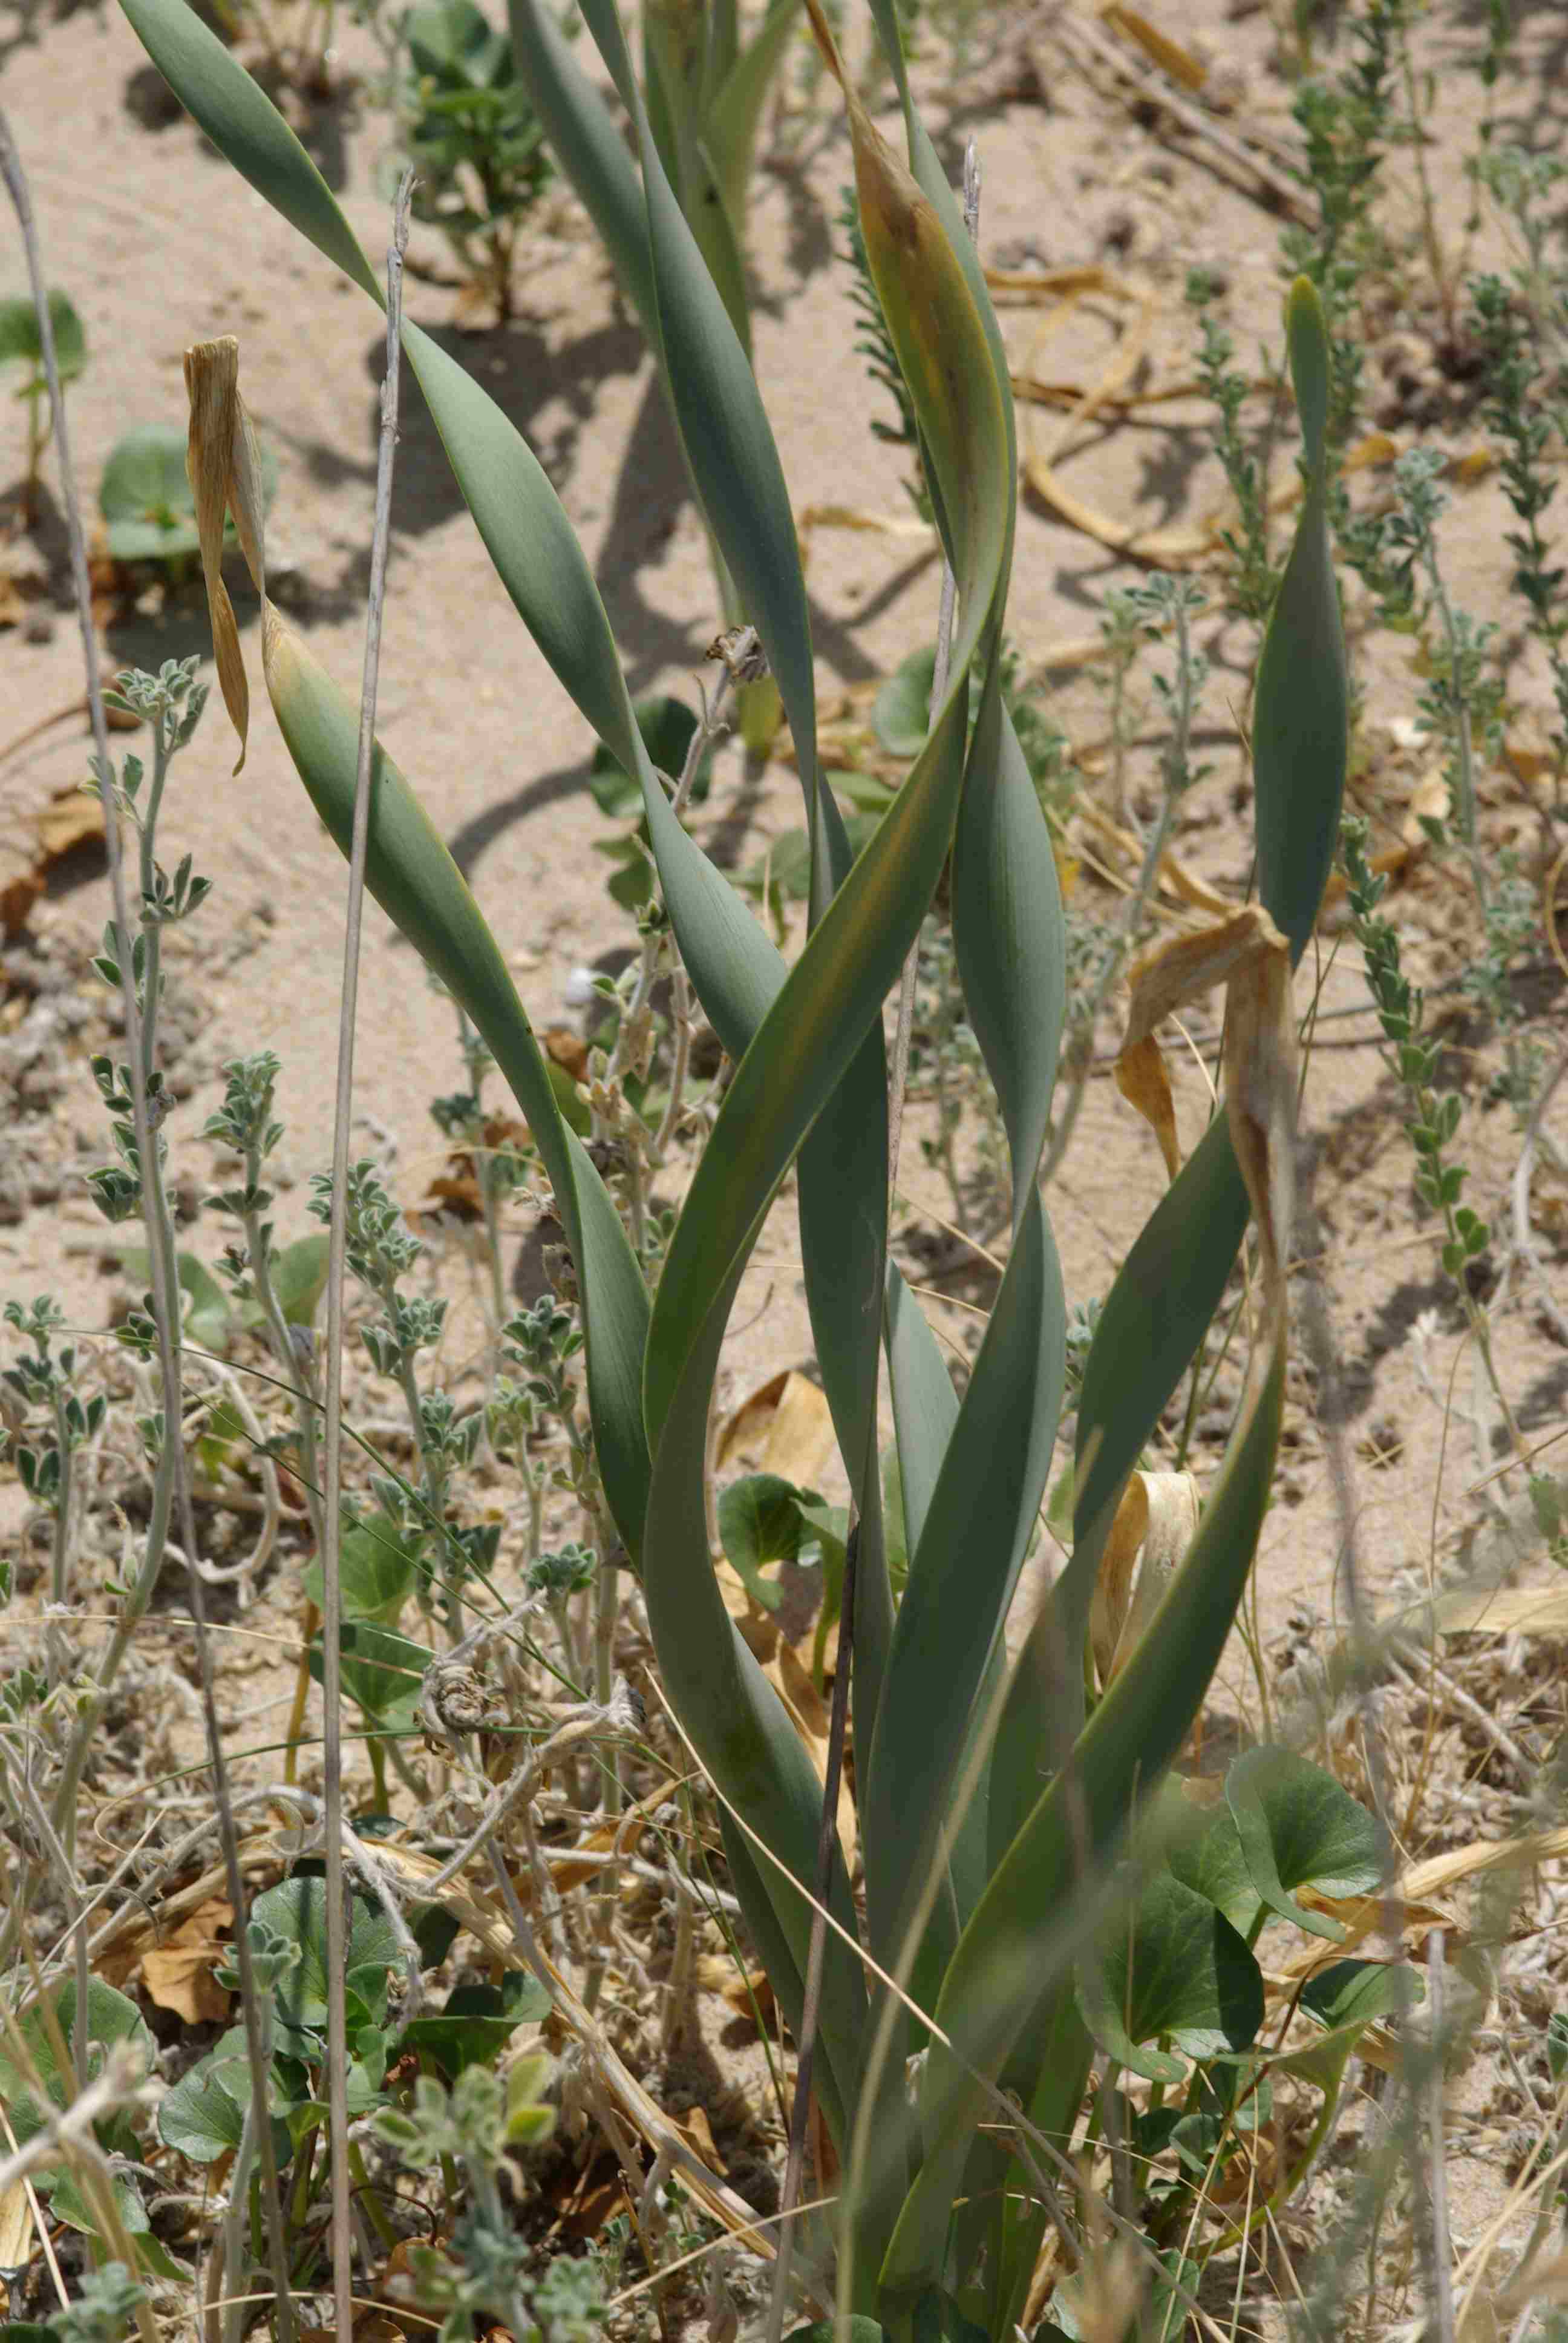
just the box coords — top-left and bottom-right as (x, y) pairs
(1285, 275), (1330, 479)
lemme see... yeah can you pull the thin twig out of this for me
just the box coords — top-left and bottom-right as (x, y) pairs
(0, 103), (297, 2343)
(321, 166), (415, 2343)
(1426, 1930), (1458, 2343)
(886, 139), (979, 1211)
(1506, 1037), (1568, 1348)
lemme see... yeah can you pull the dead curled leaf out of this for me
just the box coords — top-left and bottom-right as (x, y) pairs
(183, 336), (270, 773)
(1114, 905), (1293, 1230)
(1090, 1468), (1200, 1687)
(116, 1893), (235, 2025)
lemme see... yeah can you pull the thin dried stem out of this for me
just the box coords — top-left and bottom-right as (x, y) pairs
(321, 166), (414, 2343)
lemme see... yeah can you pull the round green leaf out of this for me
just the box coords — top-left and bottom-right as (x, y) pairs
(716, 1472), (820, 1611)
(589, 693), (705, 819)
(0, 1976), (152, 2154)
(1162, 1793), (1264, 1941)
(1225, 1747), (1387, 1942)
(246, 1877), (407, 2031)
(303, 1511), (417, 1624)
(309, 1620), (433, 1731)
(1299, 1957), (1420, 2032)
(1075, 1870), (1264, 2085)
(399, 1973), (552, 2078)
(99, 421), (276, 562)
(273, 1231), (330, 1325)
(158, 2054), (248, 2164)
(0, 289), (86, 380)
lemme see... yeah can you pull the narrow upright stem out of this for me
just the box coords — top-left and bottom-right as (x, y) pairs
(320, 170), (414, 2343)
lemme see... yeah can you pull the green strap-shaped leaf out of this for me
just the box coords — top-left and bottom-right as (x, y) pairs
(707, 0), (805, 229)
(507, 0), (659, 340)
(120, 0), (380, 299)
(629, 41), (1014, 2185)
(1253, 277), (1347, 969)
(261, 611), (653, 1548)
(575, 0), (821, 811)
(881, 1333), (1285, 2302)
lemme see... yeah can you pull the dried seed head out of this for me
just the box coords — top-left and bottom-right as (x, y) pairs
(425, 1659), (504, 1736)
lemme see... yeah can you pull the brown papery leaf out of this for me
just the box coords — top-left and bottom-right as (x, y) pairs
(184, 337), (270, 773)
(716, 1368), (836, 1486)
(35, 783), (106, 864)
(139, 1893), (234, 2025)
(1101, 1), (1208, 90)
(1221, 919), (1296, 1309)
(1089, 1467), (1200, 1687)
(1115, 904), (1290, 1188)
(1, 871), (44, 942)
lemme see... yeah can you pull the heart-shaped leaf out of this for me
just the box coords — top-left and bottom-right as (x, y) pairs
(1226, 1748), (1386, 1942)
(1075, 1870), (1264, 2085)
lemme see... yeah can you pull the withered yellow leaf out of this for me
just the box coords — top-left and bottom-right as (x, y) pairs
(1089, 1467), (1201, 1686)
(183, 336), (270, 774)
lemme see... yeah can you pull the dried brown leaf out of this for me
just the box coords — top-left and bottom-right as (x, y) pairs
(1089, 1467), (1200, 1686)
(139, 1894), (234, 2025)
(716, 1368), (835, 1485)
(1, 871), (44, 942)
(34, 784), (105, 864)
(183, 336), (269, 773)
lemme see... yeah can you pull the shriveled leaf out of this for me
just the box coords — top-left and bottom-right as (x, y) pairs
(140, 1896), (234, 2026)
(183, 338), (271, 769)
(1088, 1467), (1199, 1688)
